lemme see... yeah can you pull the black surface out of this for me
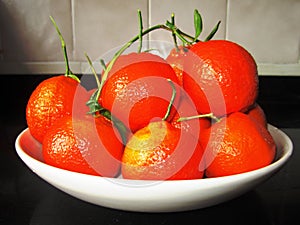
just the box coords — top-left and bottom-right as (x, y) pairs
(1, 75), (299, 225)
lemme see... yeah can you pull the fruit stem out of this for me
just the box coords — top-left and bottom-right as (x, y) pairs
(170, 13), (179, 51)
(85, 53), (101, 88)
(96, 23), (166, 100)
(137, 9), (143, 53)
(100, 109), (129, 145)
(85, 53), (128, 144)
(85, 53), (102, 114)
(95, 10), (220, 101)
(49, 16), (80, 83)
(165, 20), (194, 46)
(162, 79), (176, 121)
(177, 112), (220, 123)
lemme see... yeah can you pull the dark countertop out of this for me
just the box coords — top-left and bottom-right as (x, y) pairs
(1, 75), (299, 225)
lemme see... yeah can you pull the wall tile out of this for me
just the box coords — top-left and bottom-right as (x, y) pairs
(149, 0), (227, 44)
(0, 0), (299, 75)
(0, 0), (73, 62)
(73, 0), (148, 63)
(227, 0), (300, 64)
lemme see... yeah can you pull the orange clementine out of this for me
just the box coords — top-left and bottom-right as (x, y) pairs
(200, 112), (276, 178)
(166, 46), (190, 86)
(26, 16), (90, 143)
(42, 114), (124, 177)
(182, 40), (259, 117)
(121, 120), (204, 180)
(246, 103), (268, 128)
(170, 92), (211, 141)
(26, 75), (89, 143)
(100, 52), (181, 133)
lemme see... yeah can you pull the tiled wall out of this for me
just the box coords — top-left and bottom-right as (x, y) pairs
(0, 0), (299, 75)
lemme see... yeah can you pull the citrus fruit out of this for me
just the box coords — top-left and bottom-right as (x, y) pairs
(166, 46), (189, 86)
(26, 16), (90, 143)
(170, 92), (211, 141)
(183, 40), (259, 116)
(246, 103), (268, 128)
(42, 114), (124, 177)
(100, 52), (181, 133)
(200, 112), (276, 178)
(121, 120), (204, 180)
(26, 75), (89, 143)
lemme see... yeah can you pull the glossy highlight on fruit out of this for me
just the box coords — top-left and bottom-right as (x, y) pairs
(100, 52), (181, 133)
(200, 112), (276, 178)
(183, 40), (259, 116)
(122, 121), (204, 180)
(26, 75), (89, 143)
(42, 115), (124, 177)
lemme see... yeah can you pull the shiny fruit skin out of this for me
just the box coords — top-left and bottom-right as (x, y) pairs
(122, 121), (204, 180)
(26, 75), (89, 143)
(42, 115), (124, 177)
(100, 52), (181, 133)
(166, 46), (190, 86)
(246, 103), (268, 128)
(200, 112), (276, 178)
(170, 92), (211, 141)
(183, 40), (258, 117)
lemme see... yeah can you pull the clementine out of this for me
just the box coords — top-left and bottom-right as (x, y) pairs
(42, 114), (124, 177)
(170, 92), (211, 141)
(182, 40), (259, 116)
(165, 46), (190, 86)
(200, 112), (276, 178)
(100, 52), (181, 133)
(26, 16), (90, 143)
(246, 103), (268, 128)
(121, 120), (204, 180)
(26, 75), (89, 143)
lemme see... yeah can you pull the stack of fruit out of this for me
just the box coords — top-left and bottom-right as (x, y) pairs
(25, 10), (276, 180)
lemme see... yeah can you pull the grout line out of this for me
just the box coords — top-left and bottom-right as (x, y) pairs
(148, 0), (152, 44)
(71, 0), (76, 59)
(225, 0), (230, 40)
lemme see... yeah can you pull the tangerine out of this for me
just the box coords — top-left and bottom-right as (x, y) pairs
(166, 46), (189, 86)
(170, 92), (211, 141)
(246, 103), (268, 128)
(183, 40), (259, 116)
(26, 75), (89, 143)
(121, 120), (204, 180)
(200, 112), (276, 178)
(42, 114), (124, 177)
(100, 52), (181, 133)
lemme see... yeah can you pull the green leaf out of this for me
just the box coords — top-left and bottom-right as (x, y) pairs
(204, 20), (221, 41)
(193, 9), (203, 41)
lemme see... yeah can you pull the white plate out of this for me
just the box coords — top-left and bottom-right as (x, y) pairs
(15, 125), (293, 212)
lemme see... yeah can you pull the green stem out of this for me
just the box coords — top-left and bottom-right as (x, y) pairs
(95, 23), (167, 102)
(170, 13), (179, 51)
(84, 53), (102, 114)
(85, 53), (101, 89)
(85, 53), (128, 144)
(137, 9), (143, 53)
(94, 11), (220, 103)
(103, 110), (129, 144)
(177, 112), (220, 123)
(49, 16), (80, 82)
(162, 79), (176, 121)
